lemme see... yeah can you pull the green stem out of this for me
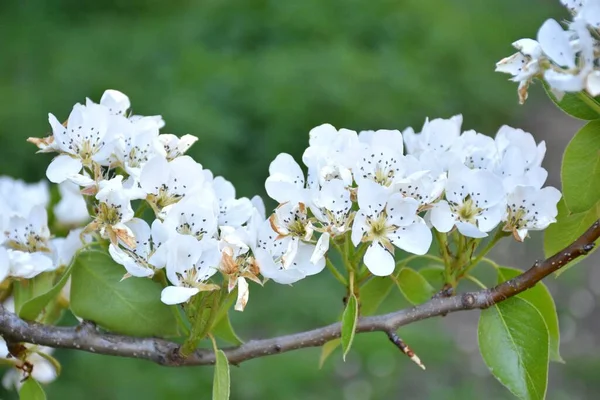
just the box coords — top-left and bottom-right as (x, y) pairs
(332, 241), (352, 272)
(433, 230), (454, 286)
(197, 292), (220, 340)
(577, 91), (600, 115)
(326, 258), (348, 285)
(481, 257), (500, 270)
(396, 254), (444, 267)
(462, 229), (508, 276)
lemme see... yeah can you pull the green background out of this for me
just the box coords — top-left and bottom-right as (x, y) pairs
(2, 0), (599, 399)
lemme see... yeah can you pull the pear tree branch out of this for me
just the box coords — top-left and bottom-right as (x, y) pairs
(0, 220), (598, 367)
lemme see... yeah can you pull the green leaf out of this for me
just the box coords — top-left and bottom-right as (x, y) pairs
(13, 272), (54, 317)
(341, 293), (358, 361)
(497, 267), (562, 363)
(544, 199), (599, 275)
(418, 265), (446, 291)
(212, 349), (230, 400)
(19, 378), (46, 400)
(360, 276), (394, 315)
(396, 268), (436, 305)
(543, 81), (600, 120)
(478, 297), (549, 400)
(319, 338), (341, 369)
(212, 313), (243, 345)
(19, 261), (75, 321)
(562, 120), (600, 213)
(70, 250), (178, 337)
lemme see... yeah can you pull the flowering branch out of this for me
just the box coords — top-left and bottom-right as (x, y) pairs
(1, 219), (597, 367)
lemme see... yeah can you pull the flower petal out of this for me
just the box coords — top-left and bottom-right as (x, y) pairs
(160, 286), (200, 305)
(46, 155), (83, 184)
(363, 241), (395, 276)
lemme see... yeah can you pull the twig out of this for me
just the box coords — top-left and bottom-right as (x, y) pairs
(0, 220), (597, 367)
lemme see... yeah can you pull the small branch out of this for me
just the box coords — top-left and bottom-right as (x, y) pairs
(387, 331), (425, 370)
(0, 220), (598, 367)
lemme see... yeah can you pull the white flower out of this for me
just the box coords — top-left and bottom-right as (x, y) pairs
(159, 134), (198, 160)
(45, 102), (116, 185)
(351, 181), (432, 276)
(265, 153), (308, 204)
(213, 176), (254, 227)
(495, 39), (543, 104)
(54, 181), (89, 226)
(494, 125), (548, 192)
(218, 226), (262, 311)
(159, 236), (220, 305)
(139, 155), (204, 211)
(403, 115), (463, 157)
(503, 185), (562, 241)
(92, 176), (135, 246)
(430, 168), (505, 238)
(108, 218), (168, 278)
(254, 220), (325, 284)
(160, 197), (218, 241)
(0, 344), (58, 390)
(310, 179), (354, 236)
(3, 206), (51, 252)
(302, 124), (360, 188)
(114, 116), (166, 178)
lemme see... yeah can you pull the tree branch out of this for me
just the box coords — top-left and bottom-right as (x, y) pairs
(1, 220), (598, 367)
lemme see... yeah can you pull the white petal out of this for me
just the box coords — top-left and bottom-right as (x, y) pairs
(544, 69), (584, 92)
(100, 89), (130, 115)
(0, 248), (9, 282)
(586, 71), (600, 96)
(46, 155), (83, 184)
(389, 219), (432, 255)
(161, 286), (200, 305)
(140, 156), (169, 195)
(537, 19), (576, 68)
(351, 211), (368, 246)
(363, 241), (395, 276)
(476, 204), (504, 233)
(456, 222), (487, 238)
(311, 232), (330, 264)
(429, 201), (455, 233)
(386, 194), (419, 226)
(357, 179), (390, 215)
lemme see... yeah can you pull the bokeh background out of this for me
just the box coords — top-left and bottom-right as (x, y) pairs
(1, 0), (599, 399)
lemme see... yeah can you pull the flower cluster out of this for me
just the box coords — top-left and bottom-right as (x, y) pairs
(264, 117), (561, 277)
(0, 177), (86, 281)
(496, 0), (600, 103)
(30, 90), (266, 311)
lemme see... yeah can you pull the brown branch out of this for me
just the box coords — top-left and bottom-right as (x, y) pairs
(0, 220), (598, 367)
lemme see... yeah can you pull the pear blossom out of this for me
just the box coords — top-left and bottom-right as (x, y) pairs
(108, 218), (168, 278)
(113, 116), (166, 178)
(351, 181), (432, 276)
(139, 155), (204, 212)
(89, 176), (135, 246)
(503, 185), (562, 241)
(45, 102), (115, 185)
(430, 168), (505, 238)
(254, 219), (325, 284)
(302, 124), (360, 188)
(403, 115), (463, 158)
(310, 179), (354, 236)
(0, 177), (49, 219)
(158, 235), (221, 305)
(159, 133), (198, 160)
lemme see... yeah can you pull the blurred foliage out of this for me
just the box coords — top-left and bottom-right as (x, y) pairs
(3, 0), (595, 399)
